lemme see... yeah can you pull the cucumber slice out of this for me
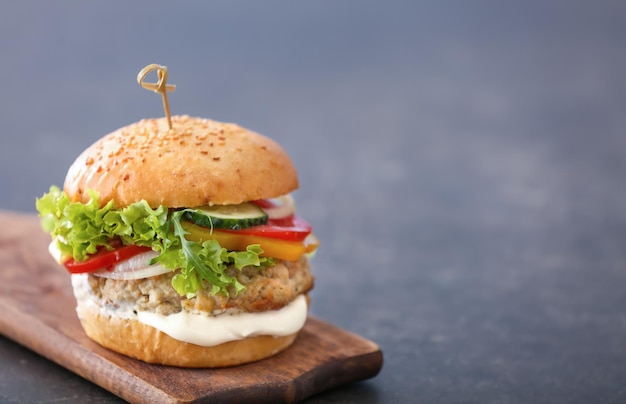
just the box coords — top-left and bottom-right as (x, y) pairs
(182, 202), (268, 230)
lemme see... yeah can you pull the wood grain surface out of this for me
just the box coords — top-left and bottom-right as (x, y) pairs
(0, 211), (383, 403)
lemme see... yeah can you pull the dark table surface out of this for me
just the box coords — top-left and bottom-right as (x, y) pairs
(2, 1), (626, 403)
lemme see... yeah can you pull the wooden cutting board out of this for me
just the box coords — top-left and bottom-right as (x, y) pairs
(0, 210), (383, 403)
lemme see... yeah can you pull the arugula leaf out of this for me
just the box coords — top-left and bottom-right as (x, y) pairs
(35, 186), (271, 297)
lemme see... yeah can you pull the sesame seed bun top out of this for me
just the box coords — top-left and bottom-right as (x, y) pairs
(64, 115), (298, 207)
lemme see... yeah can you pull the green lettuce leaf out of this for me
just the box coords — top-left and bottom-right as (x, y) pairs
(35, 186), (271, 297)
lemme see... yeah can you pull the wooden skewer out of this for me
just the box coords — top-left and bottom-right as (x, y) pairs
(137, 64), (176, 129)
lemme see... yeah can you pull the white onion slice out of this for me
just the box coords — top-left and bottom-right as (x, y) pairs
(91, 251), (172, 280)
(48, 240), (67, 265)
(263, 194), (296, 219)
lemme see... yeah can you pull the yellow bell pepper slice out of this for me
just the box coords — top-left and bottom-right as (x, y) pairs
(181, 221), (319, 261)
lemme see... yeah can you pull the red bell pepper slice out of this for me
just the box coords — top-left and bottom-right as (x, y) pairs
(219, 215), (312, 242)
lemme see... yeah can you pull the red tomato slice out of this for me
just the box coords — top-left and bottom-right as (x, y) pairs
(63, 244), (151, 274)
(219, 215), (312, 241)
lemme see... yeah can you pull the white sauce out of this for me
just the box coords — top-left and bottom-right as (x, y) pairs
(71, 274), (308, 347)
(137, 295), (307, 346)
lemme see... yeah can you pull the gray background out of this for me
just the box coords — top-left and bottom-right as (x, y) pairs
(2, 1), (626, 403)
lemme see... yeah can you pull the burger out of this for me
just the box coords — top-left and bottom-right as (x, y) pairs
(36, 115), (318, 367)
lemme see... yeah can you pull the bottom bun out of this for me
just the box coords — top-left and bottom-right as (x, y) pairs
(78, 305), (299, 368)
